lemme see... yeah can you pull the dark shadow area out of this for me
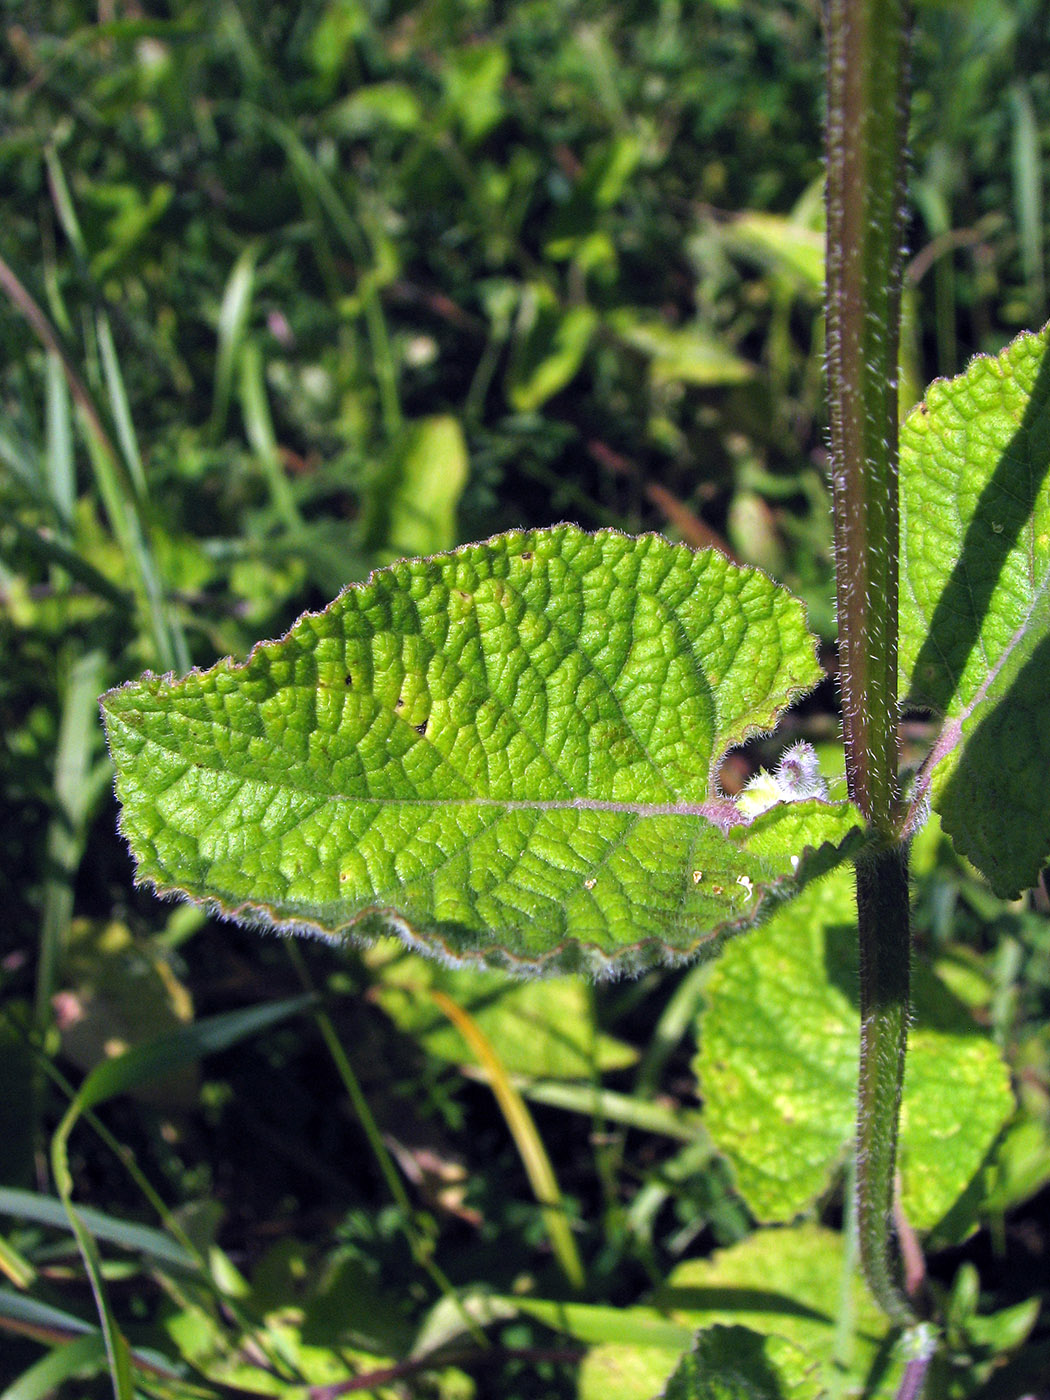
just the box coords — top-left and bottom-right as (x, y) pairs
(938, 627), (1050, 895)
(649, 1286), (831, 1326)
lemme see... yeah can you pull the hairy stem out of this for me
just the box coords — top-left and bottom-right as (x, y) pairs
(825, 0), (917, 1326)
(855, 845), (914, 1325)
(826, 0), (911, 832)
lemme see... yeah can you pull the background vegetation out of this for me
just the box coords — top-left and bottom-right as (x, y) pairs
(3, 1), (1050, 1395)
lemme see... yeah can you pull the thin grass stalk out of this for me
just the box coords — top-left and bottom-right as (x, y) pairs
(430, 988), (586, 1291)
(36, 649), (108, 1039)
(282, 943), (488, 1348)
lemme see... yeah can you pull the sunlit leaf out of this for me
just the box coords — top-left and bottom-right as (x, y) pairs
(102, 527), (861, 974)
(695, 868), (1013, 1226)
(899, 323), (1050, 895)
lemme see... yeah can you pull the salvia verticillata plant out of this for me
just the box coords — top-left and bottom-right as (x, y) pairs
(100, 0), (1049, 1392)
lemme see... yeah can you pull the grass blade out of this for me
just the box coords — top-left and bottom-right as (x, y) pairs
(282, 943), (488, 1348)
(3, 516), (131, 608)
(47, 995), (317, 1399)
(44, 353), (75, 532)
(211, 242), (260, 441)
(480, 1076), (704, 1143)
(0, 253), (186, 671)
(0, 1286), (95, 1344)
(430, 989), (585, 1291)
(67, 994), (317, 1118)
(0, 1188), (199, 1277)
(238, 336), (302, 531)
(1010, 80), (1044, 317)
(0, 1334), (109, 1400)
(36, 648), (109, 1040)
(243, 105), (403, 439)
(96, 313), (147, 501)
(0, 1236), (36, 1291)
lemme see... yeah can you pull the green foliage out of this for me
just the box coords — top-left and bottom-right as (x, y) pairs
(101, 526), (860, 973)
(899, 324), (1050, 895)
(367, 943), (637, 1078)
(659, 1327), (814, 1400)
(5, 3), (1050, 1398)
(695, 865), (1013, 1227)
(574, 1225), (904, 1400)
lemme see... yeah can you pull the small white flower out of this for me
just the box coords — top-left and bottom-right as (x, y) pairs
(735, 741), (828, 818)
(774, 741), (828, 801)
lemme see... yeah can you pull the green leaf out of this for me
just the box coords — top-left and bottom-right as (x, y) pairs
(899, 323), (1050, 895)
(658, 1326), (815, 1400)
(507, 1298), (696, 1351)
(718, 212), (825, 296)
(163, 1307), (397, 1398)
(367, 941), (637, 1077)
(443, 43), (508, 145)
(0, 1285), (96, 1341)
(210, 242), (260, 442)
(0, 1188), (199, 1277)
(607, 311), (755, 388)
(102, 527), (861, 974)
(694, 868), (1014, 1226)
(575, 1224), (902, 1400)
(0, 1335), (110, 1400)
(506, 290), (598, 411)
(365, 415), (469, 562)
(327, 82), (423, 136)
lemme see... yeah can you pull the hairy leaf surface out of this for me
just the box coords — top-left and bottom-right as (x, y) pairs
(899, 324), (1050, 894)
(695, 869), (1013, 1225)
(102, 526), (860, 973)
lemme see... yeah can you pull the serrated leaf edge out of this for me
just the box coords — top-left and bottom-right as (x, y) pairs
(105, 816), (862, 980)
(100, 525), (852, 974)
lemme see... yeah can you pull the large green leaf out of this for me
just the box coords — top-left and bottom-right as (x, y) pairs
(102, 526), (861, 974)
(899, 323), (1050, 895)
(694, 867), (1013, 1226)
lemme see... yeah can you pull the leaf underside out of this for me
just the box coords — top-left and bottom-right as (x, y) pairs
(899, 323), (1050, 895)
(102, 525), (860, 974)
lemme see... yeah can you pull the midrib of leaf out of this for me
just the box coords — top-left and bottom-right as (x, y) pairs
(105, 705), (744, 822)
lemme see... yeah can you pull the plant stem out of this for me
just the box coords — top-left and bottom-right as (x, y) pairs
(855, 844), (913, 1326)
(825, 0), (911, 835)
(825, 0), (917, 1326)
